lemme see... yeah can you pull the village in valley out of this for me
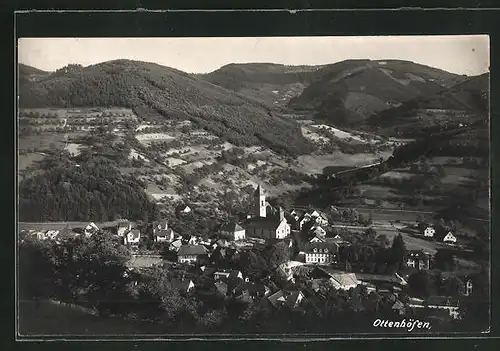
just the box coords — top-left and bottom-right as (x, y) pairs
(19, 178), (487, 332)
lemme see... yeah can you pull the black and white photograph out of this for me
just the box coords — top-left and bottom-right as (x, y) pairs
(16, 35), (490, 337)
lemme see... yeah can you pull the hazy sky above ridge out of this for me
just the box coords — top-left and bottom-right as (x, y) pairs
(18, 36), (490, 75)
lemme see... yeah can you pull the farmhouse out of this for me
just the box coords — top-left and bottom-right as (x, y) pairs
(220, 220), (246, 241)
(117, 221), (133, 237)
(124, 229), (141, 245)
(298, 210), (329, 230)
(406, 250), (430, 270)
(45, 230), (60, 240)
(84, 222), (99, 237)
(153, 219), (175, 242)
(176, 204), (192, 216)
(169, 239), (183, 252)
(177, 245), (209, 264)
(443, 231), (457, 244)
(424, 226), (436, 238)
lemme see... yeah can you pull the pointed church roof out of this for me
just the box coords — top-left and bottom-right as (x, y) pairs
(254, 184), (264, 196)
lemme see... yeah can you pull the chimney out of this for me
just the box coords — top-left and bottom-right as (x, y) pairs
(279, 207), (285, 221)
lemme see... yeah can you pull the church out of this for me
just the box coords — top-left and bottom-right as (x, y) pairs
(244, 185), (291, 240)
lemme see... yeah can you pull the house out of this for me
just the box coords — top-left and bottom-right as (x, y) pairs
(45, 230), (60, 240)
(406, 250), (430, 270)
(233, 282), (271, 300)
(153, 219), (175, 242)
(177, 245), (209, 264)
(309, 266), (360, 290)
(310, 210), (329, 226)
(304, 241), (339, 265)
(464, 279), (473, 296)
(277, 261), (305, 281)
(124, 229), (141, 245)
(443, 231), (457, 244)
(424, 226), (436, 238)
(220, 221), (246, 241)
(213, 269), (244, 281)
(298, 213), (312, 231)
(290, 209), (300, 222)
(176, 204), (192, 216)
(84, 222), (99, 237)
(117, 221), (133, 237)
(245, 207), (291, 239)
(310, 226), (327, 238)
(169, 239), (183, 252)
(268, 290), (305, 309)
(171, 279), (195, 294)
(298, 210), (329, 230)
(355, 272), (408, 287)
(188, 236), (200, 245)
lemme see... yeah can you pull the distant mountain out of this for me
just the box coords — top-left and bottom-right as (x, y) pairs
(18, 63), (51, 84)
(367, 73), (489, 136)
(18, 60), (314, 156)
(200, 63), (326, 107)
(287, 59), (468, 125)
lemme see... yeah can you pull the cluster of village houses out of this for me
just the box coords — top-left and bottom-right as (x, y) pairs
(21, 185), (469, 320)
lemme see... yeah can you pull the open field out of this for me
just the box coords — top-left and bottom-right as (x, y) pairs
(18, 134), (67, 151)
(295, 150), (392, 175)
(18, 153), (45, 172)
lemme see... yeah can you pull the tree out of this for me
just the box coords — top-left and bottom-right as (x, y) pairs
(442, 277), (464, 297)
(434, 249), (456, 270)
(390, 234), (406, 270)
(408, 271), (434, 298)
(364, 227), (377, 242)
(375, 234), (390, 248)
(267, 241), (291, 270)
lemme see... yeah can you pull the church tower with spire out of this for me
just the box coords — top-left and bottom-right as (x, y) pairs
(254, 184), (266, 217)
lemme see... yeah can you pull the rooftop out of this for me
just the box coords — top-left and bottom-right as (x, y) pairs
(177, 245), (208, 256)
(244, 217), (282, 230)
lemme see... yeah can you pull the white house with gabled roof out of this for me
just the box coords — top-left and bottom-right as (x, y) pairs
(443, 231), (457, 244)
(424, 226), (436, 238)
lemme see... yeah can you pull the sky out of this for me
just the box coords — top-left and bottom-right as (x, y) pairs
(18, 36), (490, 76)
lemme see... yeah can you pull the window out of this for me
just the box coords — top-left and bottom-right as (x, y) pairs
(313, 248), (317, 253)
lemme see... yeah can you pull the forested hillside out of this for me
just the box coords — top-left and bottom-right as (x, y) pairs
(18, 60), (314, 156)
(18, 155), (158, 222)
(287, 60), (468, 126)
(367, 73), (489, 135)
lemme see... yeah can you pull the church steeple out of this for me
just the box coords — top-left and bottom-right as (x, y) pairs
(254, 184), (266, 217)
